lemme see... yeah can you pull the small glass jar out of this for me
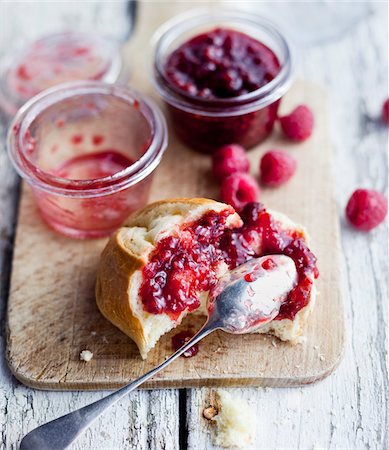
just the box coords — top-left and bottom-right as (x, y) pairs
(8, 81), (167, 239)
(0, 32), (126, 116)
(152, 11), (293, 153)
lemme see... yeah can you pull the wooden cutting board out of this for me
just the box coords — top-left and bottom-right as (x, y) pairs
(6, 3), (344, 390)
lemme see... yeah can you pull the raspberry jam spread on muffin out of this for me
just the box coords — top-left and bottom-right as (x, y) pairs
(140, 202), (318, 321)
(165, 28), (280, 99)
(140, 208), (233, 318)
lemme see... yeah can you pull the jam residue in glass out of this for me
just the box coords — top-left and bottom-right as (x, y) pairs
(140, 202), (319, 322)
(165, 28), (280, 99)
(53, 150), (133, 180)
(172, 330), (199, 357)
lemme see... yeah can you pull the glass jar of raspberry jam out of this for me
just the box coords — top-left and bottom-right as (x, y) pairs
(0, 32), (126, 116)
(7, 81), (167, 239)
(153, 11), (293, 153)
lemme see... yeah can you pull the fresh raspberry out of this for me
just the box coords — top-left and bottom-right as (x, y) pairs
(260, 149), (297, 187)
(346, 189), (387, 231)
(279, 105), (314, 141)
(220, 173), (259, 211)
(212, 144), (250, 181)
(382, 98), (389, 125)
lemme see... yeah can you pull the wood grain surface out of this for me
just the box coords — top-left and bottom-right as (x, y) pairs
(0, 1), (387, 449)
(5, 1), (344, 391)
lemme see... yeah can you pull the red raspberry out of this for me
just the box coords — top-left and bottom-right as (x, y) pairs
(260, 149), (297, 187)
(382, 98), (389, 125)
(346, 189), (387, 231)
(279, 105), (314, 141)
(212, 144), (250, 181)
(220, 173), (259, 211)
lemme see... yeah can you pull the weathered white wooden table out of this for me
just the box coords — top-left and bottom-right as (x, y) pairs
(0, 2), (387, 449)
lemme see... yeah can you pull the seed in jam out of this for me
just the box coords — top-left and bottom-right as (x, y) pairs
(140, 202), (319, 322)
(172, 331), (199, 357)
(165, 28), (280, 99)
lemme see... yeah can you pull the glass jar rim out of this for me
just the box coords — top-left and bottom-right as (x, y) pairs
(152, 9), (294, 116)
(0, 32), (124, 117)
(7, 81), (168, 198)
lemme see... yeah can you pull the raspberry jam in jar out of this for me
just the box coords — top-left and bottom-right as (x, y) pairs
(153, 11), (293, 153)
(0, 32), (124, 116)
(8, 81), (167, 239)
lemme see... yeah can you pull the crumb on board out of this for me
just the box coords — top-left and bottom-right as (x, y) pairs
(80, 350), (93, 362)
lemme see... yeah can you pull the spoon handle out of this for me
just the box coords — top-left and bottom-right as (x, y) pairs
(20, 323), (215, 450)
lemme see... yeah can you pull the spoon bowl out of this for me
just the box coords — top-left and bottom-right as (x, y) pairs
(207, 254), (298, 334)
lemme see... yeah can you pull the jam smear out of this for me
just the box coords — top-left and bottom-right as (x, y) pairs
(140, 209), (233, 319)
(140, 202), (319, 322)
(53, 150), (133, 180)
(172, 331), (199, 358)
(165, 28), (280, 99)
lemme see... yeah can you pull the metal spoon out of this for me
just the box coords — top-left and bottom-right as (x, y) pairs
(20, 254), (297, 450)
